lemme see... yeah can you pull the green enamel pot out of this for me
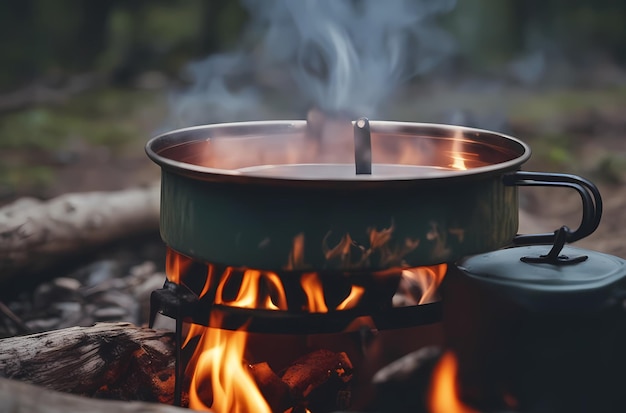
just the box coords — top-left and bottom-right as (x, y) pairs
(146, 120), (601, 271)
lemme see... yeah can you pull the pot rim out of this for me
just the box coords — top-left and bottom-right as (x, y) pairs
(146, 120), (531, 187)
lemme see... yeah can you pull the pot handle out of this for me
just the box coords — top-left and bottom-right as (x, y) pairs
(503, 171), (603, 245)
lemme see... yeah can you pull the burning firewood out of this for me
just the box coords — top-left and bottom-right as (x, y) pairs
(0, 184), (160, 283)
(247, 349), (354, 412)
(0, 322), (175, 403)
(248, 362), (292, 412)
(280, 349), (353, 411)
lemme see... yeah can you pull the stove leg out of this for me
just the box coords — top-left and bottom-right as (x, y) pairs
(174, 314), (182, 406)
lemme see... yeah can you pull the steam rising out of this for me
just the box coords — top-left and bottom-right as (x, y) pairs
(170, 0), (457, 126)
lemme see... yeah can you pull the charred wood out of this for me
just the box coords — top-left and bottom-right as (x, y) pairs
(248, 361), (292, 413)
(238, 347), (356, 412)
(279, 349), (353, 412)
(0, 322), (175, 403)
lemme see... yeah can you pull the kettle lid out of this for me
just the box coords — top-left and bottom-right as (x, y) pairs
(457, 241), (626, 311)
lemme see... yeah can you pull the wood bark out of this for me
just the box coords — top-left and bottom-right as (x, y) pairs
(0, 184), (160, 282)
(0, 322), (175, 404)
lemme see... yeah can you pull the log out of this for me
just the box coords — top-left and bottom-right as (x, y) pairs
(370, 346), (442, 413)
(280, 349), (353, 411)
(0, 322), (175, 403)
(249, 349), (354, 412)
(280, 349), (353, 400)
(248, 362), (292, 412)
(0, 184), (160, 283)
(0, 377), (189, 413)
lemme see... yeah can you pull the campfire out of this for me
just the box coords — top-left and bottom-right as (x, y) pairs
(2, 2), (623, 413)
(158, 246), (446, 411)
(0, 116), (616, 413)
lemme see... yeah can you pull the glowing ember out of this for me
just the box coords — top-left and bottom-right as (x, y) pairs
(427, 351), (478, 413)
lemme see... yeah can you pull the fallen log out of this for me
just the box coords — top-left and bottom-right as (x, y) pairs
(0, 184), (160, 283)
(0, 322), (175, 403)
(0, 377), (189, 413)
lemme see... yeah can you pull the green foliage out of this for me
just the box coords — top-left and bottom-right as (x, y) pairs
(0, 89), (157, 151)
(554, 1), (626, 61)
(0, 164), (55, 199)
(526, 132), (574, 169)
(0, 0), (248, 90)
(444, 0), (521, 68)
(509, 86), (626, 124)
(593, 154), (626, 184)
(0, 88), (165, 199)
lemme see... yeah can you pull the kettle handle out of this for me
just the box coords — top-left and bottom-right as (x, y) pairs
(503, 171), (603, 245)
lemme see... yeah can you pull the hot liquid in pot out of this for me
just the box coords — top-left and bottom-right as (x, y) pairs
(236, 164), (455, 179)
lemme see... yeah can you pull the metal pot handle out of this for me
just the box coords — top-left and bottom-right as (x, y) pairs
(503, 171), (603, 245)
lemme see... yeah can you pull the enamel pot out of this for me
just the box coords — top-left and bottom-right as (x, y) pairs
(146, 121), (601, 271)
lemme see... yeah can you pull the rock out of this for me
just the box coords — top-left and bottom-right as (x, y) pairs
(52, 277), (81, 291)
(92, 307), (129, 321)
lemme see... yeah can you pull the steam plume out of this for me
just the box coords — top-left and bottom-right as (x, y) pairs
(169, 0), (457, 127)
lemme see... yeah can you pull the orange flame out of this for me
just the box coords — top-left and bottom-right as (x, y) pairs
(320, 226), (420, 269)
(286, 232), (307, 269)
(168, 243), (448, 413)
(215, 268), (288, 311)
(336, 285), (366, 310)
(263, 271), (289, 310)
(166, 248), (193, 284)
(188, 314), (271, 413)
(199, 264), (216, 299)
(401, 264), (447, 305)
(182, 322), (207, 349)
(301, 273), (366, 312)
(322, 233), (356, 265)
(448, 127), (485, 170)
(450, 128), (468, 171)
(428, 351), (479, 413)
(301, 272), (329, 312)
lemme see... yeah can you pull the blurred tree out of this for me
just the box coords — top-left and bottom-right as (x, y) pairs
(445, 0), (626, 73)
(0, 0), (248, 91)
(0, 0), (624, 92)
